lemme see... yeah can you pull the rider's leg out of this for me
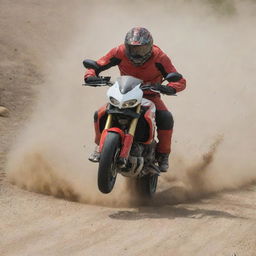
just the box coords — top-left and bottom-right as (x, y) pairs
(155, 110), (174, 154)
(145, 96), (174, 172)
(155, 109), (174, 172)
(89, 105), (108, 162)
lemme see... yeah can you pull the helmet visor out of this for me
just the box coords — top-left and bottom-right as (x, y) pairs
(127, 44), (151, 58)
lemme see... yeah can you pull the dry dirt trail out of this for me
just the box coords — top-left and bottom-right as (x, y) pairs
(1, 1), (256, 255)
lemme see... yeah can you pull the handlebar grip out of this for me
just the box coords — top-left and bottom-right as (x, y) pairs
(157, 85), (176, 95)
(141, 84), (176, 95)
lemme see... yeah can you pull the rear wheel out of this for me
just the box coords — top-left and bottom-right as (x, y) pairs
(98, 132), (120, 194)
(136, 173), (158, 198)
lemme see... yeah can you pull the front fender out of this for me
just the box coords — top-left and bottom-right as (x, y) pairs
(99, 128), (125, 152)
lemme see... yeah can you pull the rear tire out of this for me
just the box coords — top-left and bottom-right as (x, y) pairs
(136, 173), (158, 198)
(98, 132), (120, 194)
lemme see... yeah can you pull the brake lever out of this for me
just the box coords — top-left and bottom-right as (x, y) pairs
(141, 85), (152, 91)
(82, 83), (102, 87)
(150, 88), (160, 93)
(141, 85), (160, 93)
(141, 85), (178, 96)
(82, 82), (113, 87)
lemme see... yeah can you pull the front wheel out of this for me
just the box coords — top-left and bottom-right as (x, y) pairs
(136, 173), (158, 198)
(98, 132), (120, 194)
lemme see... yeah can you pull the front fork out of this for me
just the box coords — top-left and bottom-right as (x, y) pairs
(99, 104), (141, 162)
(119, 104), (141, 159)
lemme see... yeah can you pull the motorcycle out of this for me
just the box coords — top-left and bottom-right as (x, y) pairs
(83, 59), (182, 197)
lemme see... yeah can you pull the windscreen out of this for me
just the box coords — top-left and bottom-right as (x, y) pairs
(117, 76), (142, 94)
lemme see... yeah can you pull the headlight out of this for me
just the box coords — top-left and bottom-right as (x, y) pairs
(122, 99), (137, 108)
(109, 97), (120, 106)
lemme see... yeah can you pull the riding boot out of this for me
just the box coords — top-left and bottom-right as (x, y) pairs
(88, 146), (100, 163)
(156, 152), (170, 172)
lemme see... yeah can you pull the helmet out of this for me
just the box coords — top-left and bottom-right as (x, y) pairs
(124, 27), (153, 65)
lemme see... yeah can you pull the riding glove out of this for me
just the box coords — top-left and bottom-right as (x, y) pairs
(155, 84), (177, 95)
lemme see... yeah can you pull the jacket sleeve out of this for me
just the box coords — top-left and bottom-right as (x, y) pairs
(84, 47), (121, 80)
(158, 54), (186, 93)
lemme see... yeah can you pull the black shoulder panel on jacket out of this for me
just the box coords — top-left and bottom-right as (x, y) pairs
(96, 57), (121, 75)
(155, 62), (168, 78)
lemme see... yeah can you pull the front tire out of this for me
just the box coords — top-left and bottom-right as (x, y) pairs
(98, 132), (120, 194)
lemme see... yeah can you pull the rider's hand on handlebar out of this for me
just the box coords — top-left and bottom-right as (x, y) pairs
(154, 84), (177, 95)
(84, 76), (102, 86)
(84, 76), (112, 87)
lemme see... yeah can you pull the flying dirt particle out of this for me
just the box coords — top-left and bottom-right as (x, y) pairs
(0, 106), (9, 117)
(184, 135), (224, 196)
(8, 151), (80, 202)
(152, 136), (225, 206)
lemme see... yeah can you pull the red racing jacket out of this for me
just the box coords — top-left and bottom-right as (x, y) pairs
(84, 44), (186, 95)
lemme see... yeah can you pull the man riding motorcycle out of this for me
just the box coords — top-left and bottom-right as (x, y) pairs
(84, 27), (186, 172)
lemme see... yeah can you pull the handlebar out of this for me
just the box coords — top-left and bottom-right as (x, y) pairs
(140, 85), (158, 91)
(83, 82), (113, 87)
(84, 82), (159, 91)
(83, 76), (113, 87)
(83, 77), (176, 95)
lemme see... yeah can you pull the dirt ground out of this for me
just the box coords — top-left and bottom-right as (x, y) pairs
(0, 1), (256, 256)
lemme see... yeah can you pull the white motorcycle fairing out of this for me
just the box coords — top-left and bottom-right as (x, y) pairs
(107, 76), (143, 109)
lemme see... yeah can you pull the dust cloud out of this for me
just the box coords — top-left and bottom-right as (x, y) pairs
(6, 0), (256, 206)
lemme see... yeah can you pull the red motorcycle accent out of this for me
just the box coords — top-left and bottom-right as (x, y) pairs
(99, 128), (125, 152)
(119, 134), (134, 158)
(94, 104), (107, 145)
(143, 107), (155, 144)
